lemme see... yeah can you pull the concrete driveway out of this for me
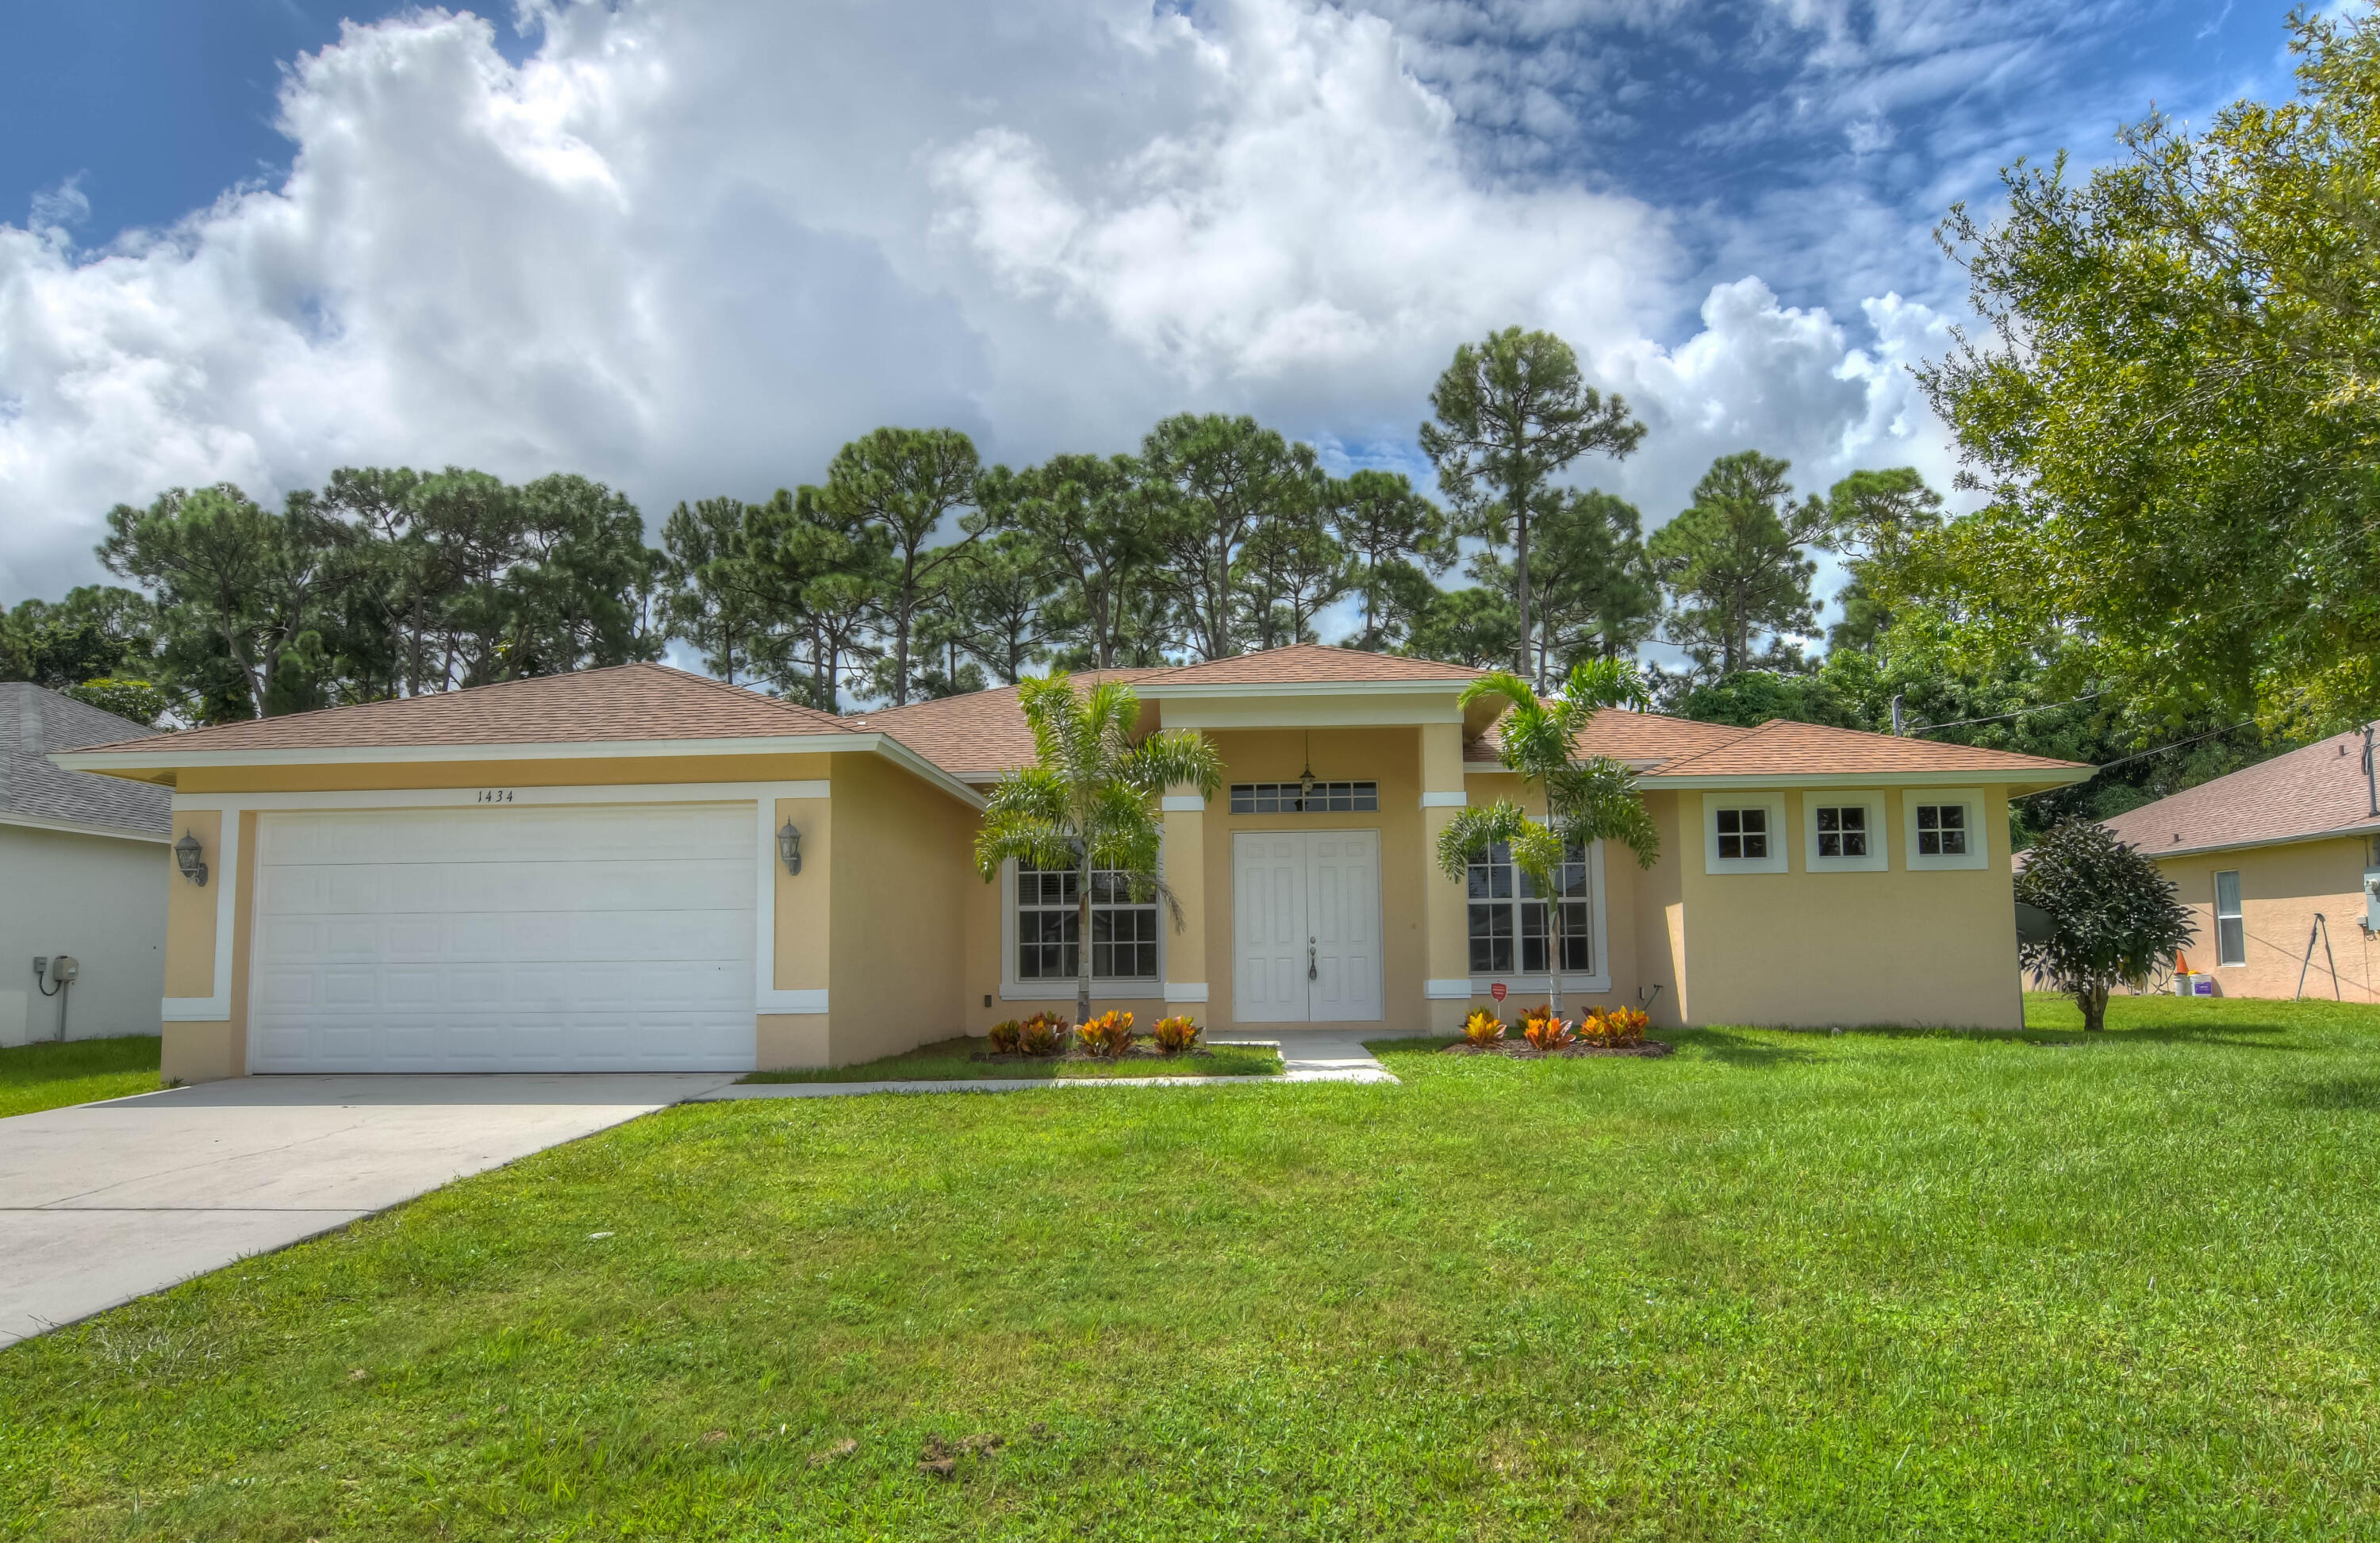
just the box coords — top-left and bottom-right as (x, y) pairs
(0, 1073), (735, 1348)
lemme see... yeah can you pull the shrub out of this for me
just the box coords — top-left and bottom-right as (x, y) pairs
(2013, 819), (2195, 1032)
(1462, 1008), (1506, 1046)
(1152, 1015), (1200, 1054)
(1580, 1007), (1649, 1047)
(1521, 1009), (1575, 1050)
(1018, 1013), (1066, 1056)
(986, 1019), (1023, 1054)
(1079, 1010), (1136, 1057)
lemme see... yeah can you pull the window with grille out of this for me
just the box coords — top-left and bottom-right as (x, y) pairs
(1466, 839), (1591, 976)
(1914, 804), (1967, 857)
(1812, 804), (1868, 858)
(1714, 807), (1769, 861)
(1014, 863), (1158, 981)
(2214, 870), (2245, 966)
(1229, 781), (1379, 814)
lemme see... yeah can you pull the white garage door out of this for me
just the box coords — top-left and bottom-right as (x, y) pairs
(249, 803), (758, 1073)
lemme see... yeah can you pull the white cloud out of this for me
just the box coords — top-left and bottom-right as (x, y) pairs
(0, 0), (1962, 624)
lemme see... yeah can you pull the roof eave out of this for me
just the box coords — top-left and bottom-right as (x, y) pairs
(0, 808), (173, 845)
(1134, 677), (1472, 700)
(2136, 820), (2380, 863)
(1637, 766), (2094, 790)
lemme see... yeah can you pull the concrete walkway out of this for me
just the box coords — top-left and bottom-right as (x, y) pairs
(0, 1072), (736, 1347)
(693, 1031), (1400, 1101)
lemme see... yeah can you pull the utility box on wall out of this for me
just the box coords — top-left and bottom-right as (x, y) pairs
(2363, 867), (2380, 934)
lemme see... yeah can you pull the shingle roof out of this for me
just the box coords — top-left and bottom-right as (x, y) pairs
(1142, 643), (1480, 689)
(2, 684), (171, 837)
(850, 670), (1171, 781)
(2102, 729), (2380, 858)
(68, 663), (852, 756)
(1640, 717), (2088, 781)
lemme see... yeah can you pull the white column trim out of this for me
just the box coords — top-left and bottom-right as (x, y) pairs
(1161, 793), (1207, 812)
(1163, 982), (1210, 1004)
(1424, 978), (1474, 1000)
(1419, 791), (1467, 808)
(755, 785), (828, 1015)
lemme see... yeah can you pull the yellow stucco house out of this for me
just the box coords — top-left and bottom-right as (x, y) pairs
(55, 645), (2090, 1083)
(2100, 727), (2380, 1001)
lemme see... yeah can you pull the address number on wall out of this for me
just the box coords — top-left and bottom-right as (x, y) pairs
(474, 789), (516, 804)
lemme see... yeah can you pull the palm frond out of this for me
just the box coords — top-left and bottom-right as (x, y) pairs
(1435, 799), (1537, 881)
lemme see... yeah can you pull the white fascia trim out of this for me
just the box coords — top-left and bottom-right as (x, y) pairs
(1424, 978), (1475, 1000)
(1419, 791), (1467, 808)
(1135, 678), (1471, 700)
(168, 781), (827, 813)
(1162, 981), (1210, 1004)
(56, 733), (986, 809)
(2145, 823), (2380, 862)
(1648, 768), (2086, 790)
(1161, 794), (1208, 812)
(0, 809), (171, 844)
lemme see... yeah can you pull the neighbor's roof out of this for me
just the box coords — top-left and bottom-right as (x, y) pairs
(2101, 728), (2380, 859)
(67, 663), (853, 756)
(1468, 704), (2090, 785)
(1, 683), (171, 839)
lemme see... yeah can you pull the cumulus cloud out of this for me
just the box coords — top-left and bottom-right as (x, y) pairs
(0, 0), (1964, 619)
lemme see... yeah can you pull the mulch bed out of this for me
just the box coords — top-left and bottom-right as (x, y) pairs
(973, 1047), (1221, 1065)
(1441, 1039), (1673, 1059)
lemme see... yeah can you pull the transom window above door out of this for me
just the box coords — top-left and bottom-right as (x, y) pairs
(1013, 863), (1158, 981)
(1229, 781), (1379, 814)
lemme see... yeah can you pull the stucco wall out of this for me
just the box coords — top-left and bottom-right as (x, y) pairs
(2154, 837), (2379, 1001)
(825, 750), (974, 1062)
(1677, 785), (2024, 1030)
(0, 823), (167, 1047)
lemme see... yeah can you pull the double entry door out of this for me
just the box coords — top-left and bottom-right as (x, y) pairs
(1232, 830), (1384, 1023)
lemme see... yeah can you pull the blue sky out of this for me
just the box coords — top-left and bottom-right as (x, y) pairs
(0, 0), (2316, 611)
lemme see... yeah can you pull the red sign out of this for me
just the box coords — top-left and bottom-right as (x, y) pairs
(1489, 982), (1507, 1001)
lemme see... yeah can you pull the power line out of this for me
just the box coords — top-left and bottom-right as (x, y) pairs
(2010, 718), (2260, 800)
(1910, 689), (2109, 735)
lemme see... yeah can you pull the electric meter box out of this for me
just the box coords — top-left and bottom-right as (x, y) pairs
(2365, 868), (2380, 933)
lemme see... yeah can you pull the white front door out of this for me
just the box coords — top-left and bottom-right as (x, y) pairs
(248, 803), (758, 1073)
(1231, 829), (1383, 1023)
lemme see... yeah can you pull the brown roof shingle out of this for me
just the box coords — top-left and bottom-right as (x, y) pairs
(1640, 717), (2089, 781)
(2102, 729), (2380, 857)
(850, 670), (1170, 781)
(70, 663), (851, 756)
(1141, 643), (1480, 689)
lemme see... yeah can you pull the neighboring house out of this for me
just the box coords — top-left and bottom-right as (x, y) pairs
(2099, 728), (2380, 1000)
(2, 683), (171, 1047)
(56, 647), (2090, 1083)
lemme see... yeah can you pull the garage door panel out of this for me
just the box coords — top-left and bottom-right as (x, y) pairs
(251, 803), (759, 1073)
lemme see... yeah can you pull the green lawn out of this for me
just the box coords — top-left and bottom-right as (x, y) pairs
(7, 994), (2380, 1538)
(0, 1034), (163, 1119)
(743, 1033), (1283, 1082)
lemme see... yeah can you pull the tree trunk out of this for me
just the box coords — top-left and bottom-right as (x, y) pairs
(1546, 885), (1565, 1019)
(1514, 497), (1533, 681)
(2081, 981), (2109, 1033)
(1075, 857), (1094, 1037)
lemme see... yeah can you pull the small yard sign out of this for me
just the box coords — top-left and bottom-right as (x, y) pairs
(1490, 982), (1507, 1001)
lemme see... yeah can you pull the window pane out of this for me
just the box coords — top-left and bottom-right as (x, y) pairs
(1717, 809), (1741, 835)
(1719, 833), (1742, 860)
(1354, 785), (1378, 812)
(2218, 916), (2247, 967)
(2215, 870), (2242, 916)
(1743, 831), (1768, 859)
(1917, 806), (1940, 831)
(1817, 808), (1841, 833)
(1468, 903), (1513, 973)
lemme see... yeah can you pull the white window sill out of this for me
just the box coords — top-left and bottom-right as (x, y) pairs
(1468, 973), (1612, 996)
(999, 982), (1165, 1002)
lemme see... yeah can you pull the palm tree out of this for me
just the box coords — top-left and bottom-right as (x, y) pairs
(1437, 657), (1660, 1018)
(974, 674), (1226, 1028)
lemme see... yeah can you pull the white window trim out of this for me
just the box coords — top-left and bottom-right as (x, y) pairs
(1903, 788), (1988, 870)
(2213, 869), (2246, 967)
(1466, 836), (1612, 996)
(996, 856), (1169, 1003)
(1703, 793), (1788, 875)
(1802, 789), (1888, 873)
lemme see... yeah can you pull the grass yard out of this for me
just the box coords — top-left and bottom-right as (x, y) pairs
(744, 1034), (1283, 1082)
(0, 1034), (163, 1119)
(7, 993), (2380, 1538)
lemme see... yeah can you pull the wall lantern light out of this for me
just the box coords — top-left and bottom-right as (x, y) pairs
(175, 829), (209, 887)
(776, 819), (803, 876)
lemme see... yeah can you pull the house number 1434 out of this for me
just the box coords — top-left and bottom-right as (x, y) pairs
(475, 789), (515, 803)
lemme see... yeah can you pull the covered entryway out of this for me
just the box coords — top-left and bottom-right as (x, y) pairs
(1230, 829), (1383, 1023)
(248, 803), (758, 1073)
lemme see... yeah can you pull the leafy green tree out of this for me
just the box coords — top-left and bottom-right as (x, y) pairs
(63, 678), (172, 726)
(1420, 328), (1646, 679)
(977, 454), (1157, 670)
(815, 428), (982, 705)
(1816, 468), (1944, 654)
(1327, 470), (1448, 651)
(972, 674), (1225, 1027)
(1915, 8), (2380, 731)
(1141, 413), (1326, 660)
(950, 531), (1058, 684)
(1648, 452), (1825, 680)
(1394, 580), (1518, 669)
(1525, 488), (1660, 677)
(661, 497), (772, 685)
(1, 587), (159, 690)
(1437, 659), (1660, 1017)
(739, 486), (883, 710)
(2013, 819), (2195, 1033)
(1235, 507), (1349, 650)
